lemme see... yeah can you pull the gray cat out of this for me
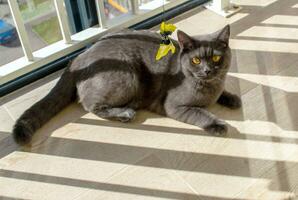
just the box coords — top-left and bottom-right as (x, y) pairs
(13, 25), (241, 145)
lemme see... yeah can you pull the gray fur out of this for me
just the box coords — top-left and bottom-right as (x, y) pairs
(13, 25), (241, 145)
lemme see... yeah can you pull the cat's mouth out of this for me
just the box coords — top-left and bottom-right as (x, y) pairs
(194, 74), (212, 80)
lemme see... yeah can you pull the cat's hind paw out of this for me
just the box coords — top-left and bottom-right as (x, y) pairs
(117, 108), (136, 123)
(205, 121), (228, 136)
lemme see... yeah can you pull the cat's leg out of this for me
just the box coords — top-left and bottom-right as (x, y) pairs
(166, 105), (227, 136)
(217, 90), (242, 109)
(91, 104), (136, 122)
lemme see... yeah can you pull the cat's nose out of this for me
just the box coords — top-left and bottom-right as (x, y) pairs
(204, 69), (211, 75)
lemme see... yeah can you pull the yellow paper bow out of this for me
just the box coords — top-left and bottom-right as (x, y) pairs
(160, 22), (176, 34)
(156, 22), (177, 61)
(156, 42), (176, 60)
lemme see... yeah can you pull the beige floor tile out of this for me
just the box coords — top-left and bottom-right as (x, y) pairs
(0, 132), (9, 142)
(240, 85), (297, 131)
(153, 124), (298, 163)
(228, 72), (298, 93)
(230, 39), (298, 54)
(153, 131), (297, 199)
(174, 9), (248, 37)
(78, 154), (199, 200)
(55, 112), (180, 149)
(0, 176), (92, 200)
(175, 12), (227, 35)
(3, 72), (61, 120)
(236, 152), (298, 199)
(228, 49), (298, 95)
(212, 64), (298, 128)
(264, 151), (298, 196)
(0, 110), (179, 184)
(238, 26), (298, 40)
(262, 15), (298, 26)
(278, 60), (298, 77)
(0, 106), (14, 133)
(233, 0), (279, 7)
(0, 151), (130, 186)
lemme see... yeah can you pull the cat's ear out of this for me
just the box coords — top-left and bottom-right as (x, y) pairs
(177, 30), (194, 50)
(216, 25), (230, 47)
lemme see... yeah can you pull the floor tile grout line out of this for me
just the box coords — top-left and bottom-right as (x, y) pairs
(3, 105), (16, 121)
(274, 57), (298, 76)
(153, 152), (204, 200)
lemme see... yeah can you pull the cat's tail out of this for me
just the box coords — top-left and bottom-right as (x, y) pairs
(13, 67), (76, 145)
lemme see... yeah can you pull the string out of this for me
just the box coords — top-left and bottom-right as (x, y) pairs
(156, 0), (176, 60)
(162, 0), (166, 23)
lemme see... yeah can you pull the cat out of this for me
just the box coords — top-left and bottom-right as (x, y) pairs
(13, 25), (241, 145)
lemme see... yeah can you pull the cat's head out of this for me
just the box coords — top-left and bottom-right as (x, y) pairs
(177, 25), (231, 81)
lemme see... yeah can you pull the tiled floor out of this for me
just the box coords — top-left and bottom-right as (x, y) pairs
(1, 0), (298, 199)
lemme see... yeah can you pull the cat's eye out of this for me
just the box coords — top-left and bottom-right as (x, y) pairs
(192, 57), (201, 65)
(212, 55), (221, 62)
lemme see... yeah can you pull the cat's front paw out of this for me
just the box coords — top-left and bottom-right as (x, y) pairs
(205, 120), (228, 136)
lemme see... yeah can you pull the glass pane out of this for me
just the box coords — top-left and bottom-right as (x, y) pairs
(0, 3), (24, 66)
(65, 0), (99, 34)
(104, 0), (133, 26)
(105, 0), (131, 19)
(139, 0), (167, 13)
(17, 0), (63, 50)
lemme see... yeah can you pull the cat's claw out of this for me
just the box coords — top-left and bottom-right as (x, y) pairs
(205, 121), (228, 136)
